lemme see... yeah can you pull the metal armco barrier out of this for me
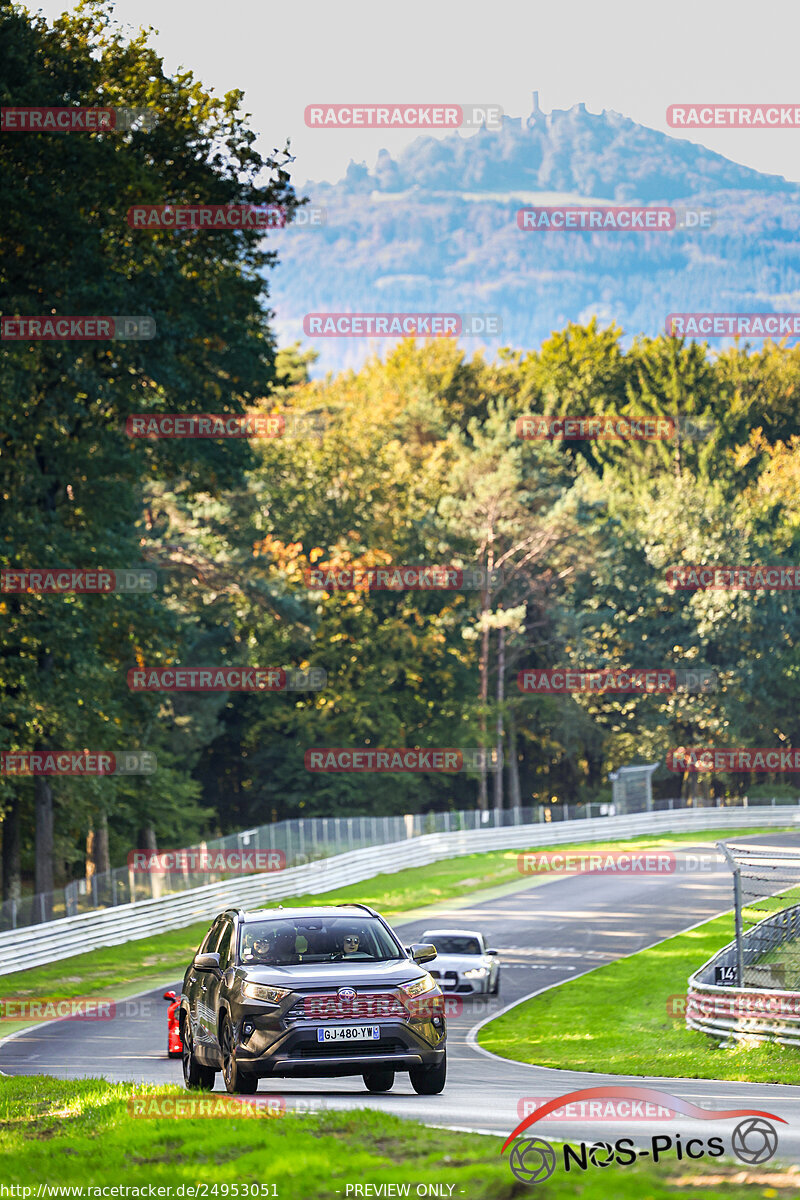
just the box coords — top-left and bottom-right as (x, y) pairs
(2, 806), (799, 976)
(687, 899), (800, 1045)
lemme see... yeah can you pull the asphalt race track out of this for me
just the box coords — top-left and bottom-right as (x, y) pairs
(5, 834), (800, 1160)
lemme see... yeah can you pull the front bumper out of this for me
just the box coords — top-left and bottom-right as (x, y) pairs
(430, 969), (491, 995)
(232, 1011), (446, 1078)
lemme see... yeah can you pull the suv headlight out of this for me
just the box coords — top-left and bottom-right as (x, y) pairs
(241, 982), (292, 1003)
(463, 967), (488, 978)
(398, 972), (437, 999)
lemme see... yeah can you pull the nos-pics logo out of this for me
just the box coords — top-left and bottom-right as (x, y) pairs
(502, 1086), (783, 1184)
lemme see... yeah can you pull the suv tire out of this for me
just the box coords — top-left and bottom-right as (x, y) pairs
(181, 1015), (216, 1091)
(363, 1069), (395, 1093)
(221, 1015), (259, 1094)
(409, 1051), (446, 1095)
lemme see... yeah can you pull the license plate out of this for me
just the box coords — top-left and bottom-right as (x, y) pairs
(316, 1025), (380, 1042)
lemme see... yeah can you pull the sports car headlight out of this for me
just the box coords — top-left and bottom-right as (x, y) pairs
(463, 967), (489, 978)
(241, 982), (292, 1003)
(399, 972), (437, 999)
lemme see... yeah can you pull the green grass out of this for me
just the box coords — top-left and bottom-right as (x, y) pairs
(478, 911), (800, 1083)
(0, 1076), (796, 1197)
(0, 825), (791, 1038)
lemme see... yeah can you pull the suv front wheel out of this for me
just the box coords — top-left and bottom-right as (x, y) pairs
(221, 1015), (259, 1094)
(363, 1069), (394, 1093)
(182, 1015), (215, 1091)
(409, 1051), (446, 1095)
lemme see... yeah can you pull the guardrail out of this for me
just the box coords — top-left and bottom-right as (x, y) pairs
(687, 901), (800, 1045)
(6, 793), (797, 933)
(3, 801), (609, 932)
(2, 805), (798, 977)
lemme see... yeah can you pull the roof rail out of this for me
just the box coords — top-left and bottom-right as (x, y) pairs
(338, 902), (378, 916)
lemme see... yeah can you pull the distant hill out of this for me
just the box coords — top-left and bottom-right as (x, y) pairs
(267, 97), (800, 375)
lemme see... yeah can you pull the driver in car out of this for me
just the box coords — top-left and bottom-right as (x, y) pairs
(342, 932), (366, 958)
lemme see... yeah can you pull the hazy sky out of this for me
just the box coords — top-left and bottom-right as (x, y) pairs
(28, 0), (800, 187)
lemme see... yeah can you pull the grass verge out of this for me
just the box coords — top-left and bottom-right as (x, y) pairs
(1, 1076), (798, 1197)
(478, 910), (800, 1083)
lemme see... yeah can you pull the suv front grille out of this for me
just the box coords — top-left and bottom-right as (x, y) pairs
(292, 1038), (407, 1058)
(286, 992), (406, 1021)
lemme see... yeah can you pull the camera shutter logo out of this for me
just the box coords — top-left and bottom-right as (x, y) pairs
(732, 1117), (778, 1164)
(508, 1138), (556, 1184)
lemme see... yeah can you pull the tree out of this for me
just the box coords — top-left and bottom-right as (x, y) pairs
(0, 0), (299, 895)
(437, 399), (576, 811)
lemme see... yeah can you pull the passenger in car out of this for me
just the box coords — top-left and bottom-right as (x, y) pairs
(251, 935), (274, 963)
(272, 931), (297, 963)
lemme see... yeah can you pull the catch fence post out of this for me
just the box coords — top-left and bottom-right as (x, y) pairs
(719, 842), (745, 987)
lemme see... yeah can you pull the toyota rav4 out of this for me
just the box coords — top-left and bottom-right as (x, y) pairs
(180, 904), (446, 1095)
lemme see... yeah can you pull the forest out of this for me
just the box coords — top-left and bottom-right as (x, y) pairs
(3, 2), (800, 901)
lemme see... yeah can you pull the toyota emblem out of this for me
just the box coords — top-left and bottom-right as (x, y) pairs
(337, 987), (357, 1001)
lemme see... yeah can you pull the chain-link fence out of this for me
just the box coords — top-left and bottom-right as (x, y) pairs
(3, 805), (537, 932)
(717, 841), (800, 988)
(3, 793), (792, 933)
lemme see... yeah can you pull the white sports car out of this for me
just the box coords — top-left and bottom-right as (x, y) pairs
(421, 928), (500, 996)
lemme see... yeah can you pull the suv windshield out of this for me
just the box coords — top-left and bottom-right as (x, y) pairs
(426, 935), (482, 955)
(239, 916), (405, 966)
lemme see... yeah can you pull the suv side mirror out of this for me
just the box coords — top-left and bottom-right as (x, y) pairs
(485, 949), (498, 956)
(409, 943), (437, 965)
(163, 990), (178, 1001)
(193, 952), (221, 971)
